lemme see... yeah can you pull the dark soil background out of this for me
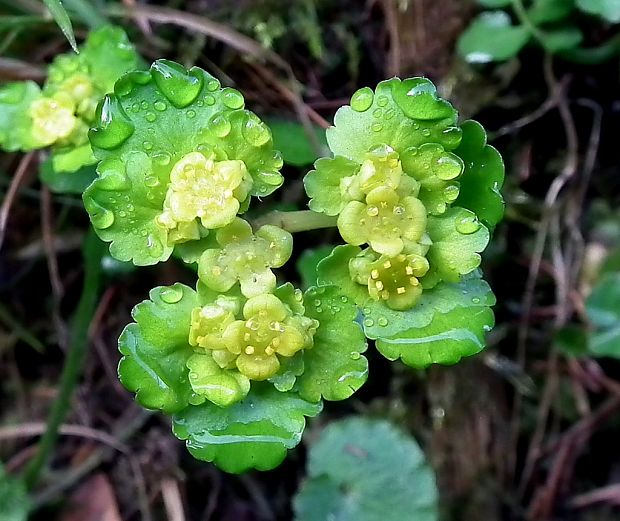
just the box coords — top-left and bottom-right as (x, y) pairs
(2, 1), (620, 520)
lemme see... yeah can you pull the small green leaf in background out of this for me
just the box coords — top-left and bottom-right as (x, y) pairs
(267, 120), (328, 166)
(457, 11), (531, 63)
(297, 245), (335, 288)
(39, 160), (96, 194)
(478, 0), (512, 7)
(540, 26), (583, 52)
(294, 417), (438, 521)
(529, 0), (575, 24)
(0, 462), (29, 521)
(577, 0), (620, 22)
(42, 0), (78, 52)
(586, 272), (620, 357)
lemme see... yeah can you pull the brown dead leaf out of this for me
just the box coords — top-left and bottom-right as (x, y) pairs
(60, 473), (122, 521)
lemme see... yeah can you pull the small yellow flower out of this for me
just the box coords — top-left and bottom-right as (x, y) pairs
(219, 294), (318, 381)
(337, 186), (427, 256)
(29, 93), (77, 146)
(198, 218), (293, 298)
(350, 250), (430, 310)
(157, 151), (252, 243)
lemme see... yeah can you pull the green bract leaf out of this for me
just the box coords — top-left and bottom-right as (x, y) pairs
(85, 60), (283, 265)
(0, 462), (29, 521)
(453, 120), (505, 229)
(576, 0), (620, 22)
(297, 286), (368, 402)
(172, 383), (322, 473)
(118, 283), (199, 413)
(294, 417), (438, 521)
(424, 207), (490, 286)
(0, 81), (41, 151)
(327, 78), (460, 164)
(305, 156), (359, 215)
(586, 272), (620, 357)
(457, 11), (531, 63)
(267, 119), (328, 166)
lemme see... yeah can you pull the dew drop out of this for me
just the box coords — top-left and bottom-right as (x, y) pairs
(89, 95), (135, 150)
(443, 184), (459, 202)
(142, 141), (153, 151)
(85, 198), (114, 229)
(204, 95), (215, 106)
(371, 122), (383, 132)
(186, 109), (196, 119)
(242, 115), (270, 146)
(472, 297), (481, 304)
(372, 108), (383, 118)
(209, 113), (232, 137)
(363, 318), (374, 327)
(152, 151), (171, 166)
(145, 112), (156, 122)
(455, 215), (481, 235)
(340, 295), (348, 303)
(160, 286), (183, 304)
(350, 352), (361, 360)
(154, 100), (167, 111)
(205, 78), (220, 92)
(151, 60), (203, 108)
(97, 169), (128, 191)
(221, 87), (244, 109)
(350, 87), (374, 112)
(421, 128), (431, 137)
(378, 317), (388, 327)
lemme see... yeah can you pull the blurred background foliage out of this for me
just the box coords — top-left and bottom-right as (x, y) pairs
(1, 0), (620, 520)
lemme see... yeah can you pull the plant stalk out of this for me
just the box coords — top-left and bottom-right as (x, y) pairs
(23, 231), (104, 489)
(253, 210), (338, 233)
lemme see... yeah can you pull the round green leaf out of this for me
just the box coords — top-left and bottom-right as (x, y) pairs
(294, 417), (438, 521)
(457, 11), (531, 63)
(453, 120), (505, 229)
(327, 78), (460, 164)
(118, 283), (200, 413)
(86, 60), (283, 264)
(172, 383), (322, 473)
(316, 245), (369, 306)
(298, 286), (368, 402)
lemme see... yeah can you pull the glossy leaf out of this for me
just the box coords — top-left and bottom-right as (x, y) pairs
(586, 272), (620, 357)
(327, 78), (460, 165)
(541, 26), (583, 52)
(294, 417), (438, 521)
(453, 120), (505, 229)
(424, 207), (490, 286)
(172, 383), (322, 473)
(317, 245), (370, 306)
(298, 286), (368, 402)
(457, 11), (530, 63)
(118, 283), (200, 413)
(86, 60), (283, 264)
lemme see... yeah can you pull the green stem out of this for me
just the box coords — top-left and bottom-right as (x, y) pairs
(511, 0), (547, 46)
(23, 231), (104, 489)
(559, 34), (620, 64)
(253, 210), (338, 233)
